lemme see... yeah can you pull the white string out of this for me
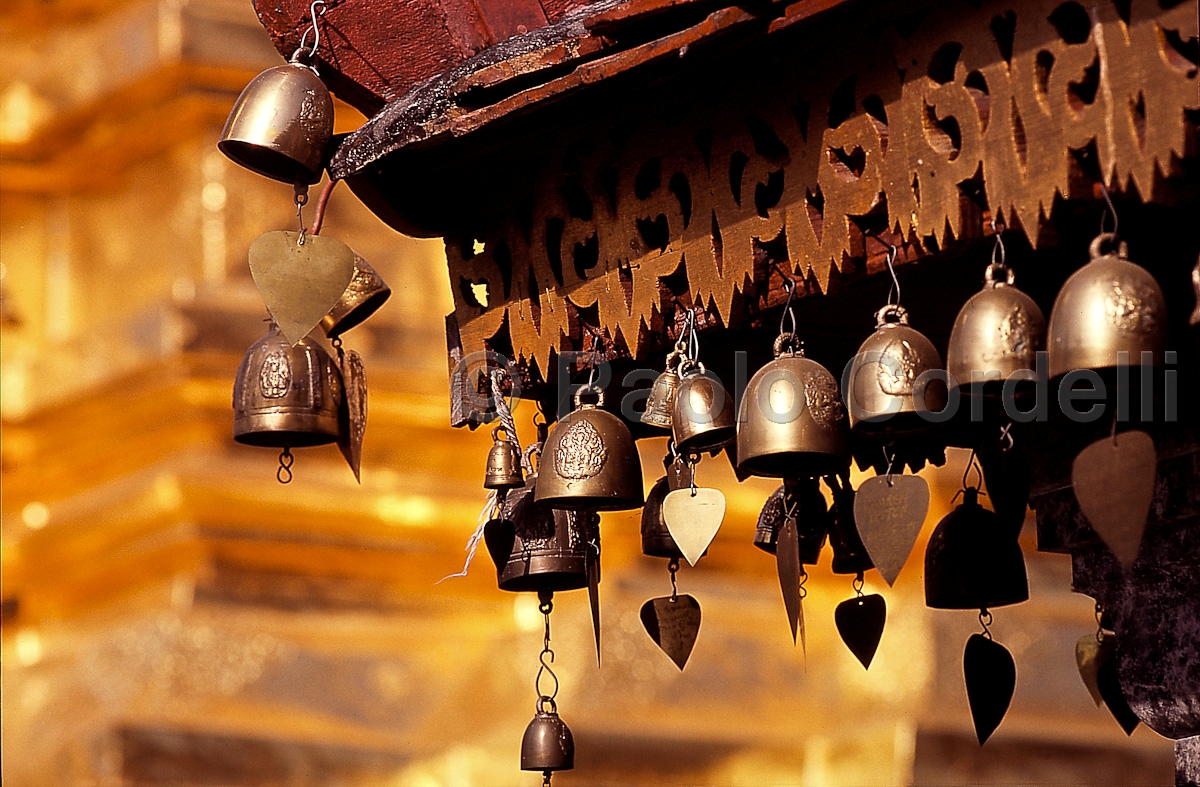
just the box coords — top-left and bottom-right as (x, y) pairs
(439, 370), (520, 583)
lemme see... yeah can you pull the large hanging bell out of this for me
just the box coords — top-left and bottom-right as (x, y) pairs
(321, 252), (392, 338)
(924, 488), (1028, 609)
(848, 304), (947, 435)
(521, 702), (575, 773)
(535, 384), (643, 510)
(233, 325), (342, 447)
(218, 51), (334, 185)
(641, 476), (684, 559)
(737, 333), (850, 478)
(485, 474), (599, 593)
(671, 361), (736, 454)
(1048, 233), (1166, 379)
(484, 426), (524, 491)
(641, 350), (682, 430)
(947, 262), (1045, 395)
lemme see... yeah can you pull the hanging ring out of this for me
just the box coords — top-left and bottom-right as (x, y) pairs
(294, 0), (328, 74)
(1098, 181), (1119, 237)
(276, 447), (295, 484)
(779, 275), (798, 339)
(885, 245), (901, 306)
(979, 608), (993, 639)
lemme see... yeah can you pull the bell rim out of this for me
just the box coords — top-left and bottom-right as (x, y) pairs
(217, 139), (325, 186)
(322, 287), (392, 337)
(736, 450), (850, 479)
(233, 412), (339, 447)
(535, 490), (645, 511)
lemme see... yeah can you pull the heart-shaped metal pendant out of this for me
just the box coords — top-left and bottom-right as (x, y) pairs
(1075, 633), (1113, 707)
(835, 593), (886, 669)
(853, 474), (930, 586)
(775, 514), (805, 650)
(337, 349), (367, 482)
(640, 594), (702, 670)
(249, 230), (356, 345)
(1072, 430), (1156, 569)
(964, 634), (1015, 745)
(663, 487), (726, 567)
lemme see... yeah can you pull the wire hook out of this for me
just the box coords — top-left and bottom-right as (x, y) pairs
(296, 0), (328, 73)
(885, 245), (901, 306)
(1098, 181), (1119, 237)
(779, 276), (798, 339)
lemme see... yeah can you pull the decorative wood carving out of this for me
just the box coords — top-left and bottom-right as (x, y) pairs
(440, 0), (1197, 425)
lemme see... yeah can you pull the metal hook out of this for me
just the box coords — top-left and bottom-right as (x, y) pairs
(979, 608), (993, 639)
(961, 448), (983, 492)
(1098, 181), (1119, 237)
(668, 557), (680, 601)
(885, 245), (901, 306)
(276, 447), (294, 484)
(998, 421), (1014, 453)
(990, 225), (1006, 270)
(882, 444), (896, 487)
(296, 0), (328, 72)
(779, 277), (797, 339)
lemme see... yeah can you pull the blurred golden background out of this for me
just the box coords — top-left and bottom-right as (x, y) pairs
(0, 2), (1177, 784)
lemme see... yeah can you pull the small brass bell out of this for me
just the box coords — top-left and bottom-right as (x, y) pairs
(947, 262), (1045, 395)
(536, 384), (643, 510)
(672, 361), (736, 454)
(521, 702), (575, 774)
(233, 325), (342, 446)
(486, 474), (599, 593)
(641, 350), (682, 430)
(642, 476), (684, 559)
(218, 50), (334, 185)
(484, 426), (524, 491)
(1048, 233), (1166, 379)
(754, 485), (786, 554)
(737, 332), (850, 478)
(848, 304), (947, 435)
(321, 253), (392, 338)
(924, 488), (1028, 610)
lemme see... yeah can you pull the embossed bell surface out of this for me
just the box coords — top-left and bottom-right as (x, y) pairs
(754, 485), (786, 554)
(672, 365), (736, 454)
(1048, 233), (1166, 379)
(233, 325), (342, 447)
(219, 59), (334, 185)
(737, 334), (850, 478)
(924, 489), (1028, 610)
(641, 476), (684, 559)
(947, 263), (1045, 394)
(848, 305), (947, 435)
(641, 355), (681, 430)
(487, 475), (599, 593)
(520, 708), (575, 772)
(321, 252), (392, 337)
(535, 385), (643, 510)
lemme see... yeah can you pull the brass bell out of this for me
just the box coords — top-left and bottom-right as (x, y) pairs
(486, 474), (599, 593)
(848, 304), (947, 435)
(827, 474), (874, 575)
(218, 50), (334, 185)
(1048, 233), (1166, 379)
(535, 384), (643, 510)
(672, 361), (736, 454)
(484, 426), (524, 491)
(947, 262), (1046, 395)
(521, 703), (575, 773)
(641, 476), (684, 559)
(737, 332), (850, 478)
(754, 485), (786, 554)
(924, 488), (1028, 610)
(321, 252), (392, 338)
(233, 325), (342, 446)
(641, 350), (682, 430)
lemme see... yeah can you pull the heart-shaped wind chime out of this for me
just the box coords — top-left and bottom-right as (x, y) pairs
(220, 0), (390, 484)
